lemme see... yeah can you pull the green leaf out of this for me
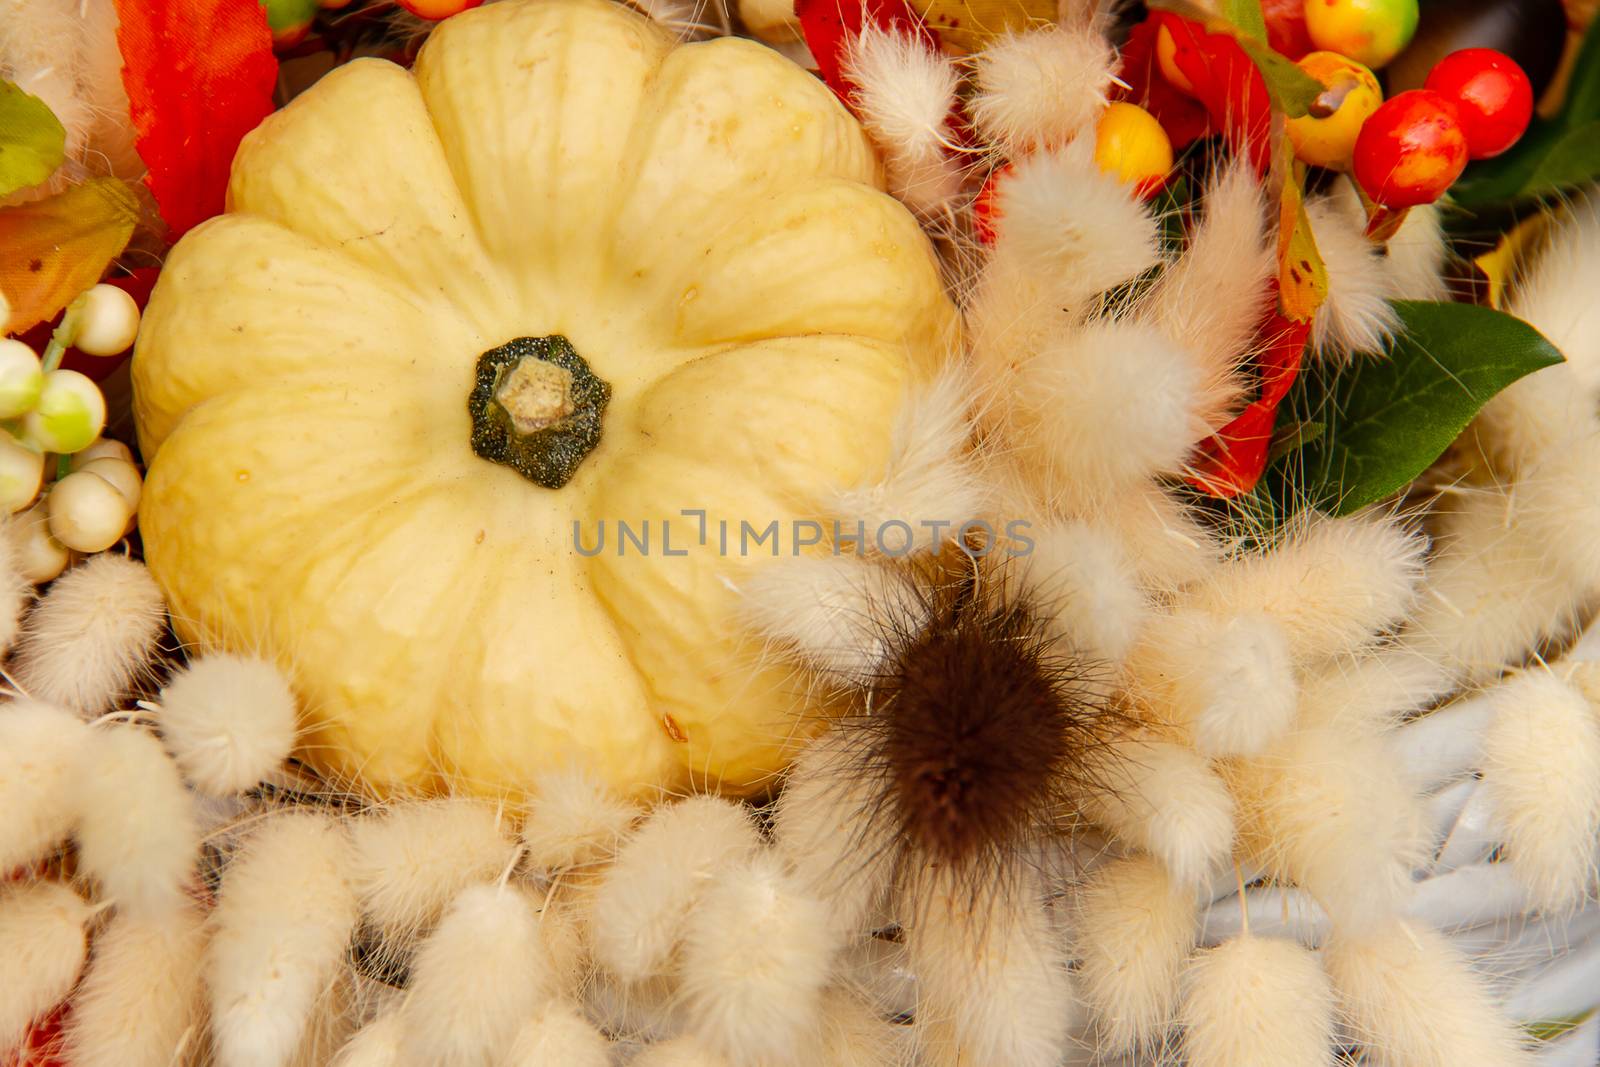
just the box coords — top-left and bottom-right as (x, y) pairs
(1285, 301), (1564, 515)
(1221, 0), (1266, 41)
(1237, 37), (1323, 118)
(1523, 119), (1600, 195)
(0, 79), (66, 197)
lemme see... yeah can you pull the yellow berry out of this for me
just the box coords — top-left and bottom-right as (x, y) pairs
(1286, 51), (1384, 170)
(1094, 103), (1174, 200)
(71, 284), (141, 357)
(48, 469), (134, 554)
(0, 339), (44, 419)
(13, 502), (69, 583)
(22, 370), (106, 455)
(0, 435), (44, 514)
(1303, 0), (1419, 70)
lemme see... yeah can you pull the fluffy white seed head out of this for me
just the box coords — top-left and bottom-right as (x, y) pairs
(1324, 919), (1536, 1067)
(1095, 480), (1219, 594)
(1381, 201), (1449, 302)
(347, 798), (519, 942)
(842, 25), (962, 216)
(502, 1000), (609, 1067)
(63, 902), (208, 1067)
(1005, 321), (1200, 508)
(519, 768), (639, 873)
(1187, 512), (1426, 663)
(1132, 610), (1297, 756)
(0, 880), (93, 1052)
(825, 366), (986, 551)
(629, 1036), (734, 1067)
(908, 867), (1073, 1067)
(1071, 853), (1197, 1054)
(1135, 159), (1274, 429)
(74, 724), (199, 916)
(969, 26), (1116, 154)
(1294, 649), (1453, 735)
(772, 729), (899, 938)
(330, 1011), (404, 1067)
(1481, 670), (1600, 913)
(813, 986), (905, 1067)
(589, 796), (761, 981)
(1226, 725), (1427, 934)
(0, 699), (89, 873)
(208, 812), (359, 1067)
(1010, 520), (1148, 664)
(1180, 935), (1336, 1067)
(740, 555), (928, 684)
(401, 884), (551, 1067)
(11, 554), (166, 716)
(990, 142), (1162, 304)
(1403, 486), (1582, 685)
(157, 652), (297, 796)
(1507, 195), (1600, 394)
(680, 852), (840, 1065)
(1306, 183), (1400, 359)
(1078, 737), (1236, 888)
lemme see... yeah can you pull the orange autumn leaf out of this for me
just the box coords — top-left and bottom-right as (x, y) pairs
(114, 0), (277, 239)
(1276, 167), (1328, 324)
(0, 178), (140, 335)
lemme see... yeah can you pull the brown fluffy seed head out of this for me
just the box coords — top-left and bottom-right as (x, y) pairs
(865, 576), (1116, 870)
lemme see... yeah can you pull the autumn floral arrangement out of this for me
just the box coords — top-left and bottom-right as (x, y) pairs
(2, 0), (1600, 1064)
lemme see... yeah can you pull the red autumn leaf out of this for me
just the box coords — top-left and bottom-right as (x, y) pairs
(1118, 12), (1274, 174)
(114, 0), (278, 239)
(0, 178), (141, 335)
(1188, 288), (1311, 497)
(796, 0), (940, 102)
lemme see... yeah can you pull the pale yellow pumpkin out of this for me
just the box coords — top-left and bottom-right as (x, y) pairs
(132, 0), (955, 798)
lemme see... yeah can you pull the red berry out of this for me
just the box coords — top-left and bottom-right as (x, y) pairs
(1352, 89), (1469, 208)
(1424, 48), (1534, 159)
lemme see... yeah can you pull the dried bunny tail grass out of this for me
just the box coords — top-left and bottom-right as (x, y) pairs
(847, 571), (1122, 879)
(1305, 182), (1399, 359)
(329, 1011), (404, 1067)
(988, 141), (1162, 303)
(1004, 320), (1202, 509)
(1381, 201), (1450, 302)
(1134, 158), (1274, 429)
(63, 902), (207, 1067)
(1008, 520), (1148, 664)
(1071, 853), (1197, 1055)
(0, 880), (93, 1053)
(400, 883), (551, 1067)
(346, 797), (519, 943)
(1401, 485), (1582, 685)
(1507, 193), (1600, 393)
(1180, 935), (1335, 1067)
(907, 865), (1073, 1067)
(679, 852), (841, 1065)
(503, 1000), (610, 1067)
(825, 365), (986, 551)
(814, 985), (906, 1066)
(1294, 649), (1453, 736)
(11, 554), (166, 717)
(772, 729), (899, 938)
(1186, 511), (1426, 663)
(0, 699), (89, 872)
(156, 652), (297, 796)
(1078, 735), (1236, 888)
(1226, 725), (1427, 934)
(588, 794), (761, 981)
(968, 25), (1115, 155)
(0, 519), (32, 655)
(1097, 479), (1219, 593)
(739, 555), (928, 685)
(75, 723), (199, 916)
(208, 811), (359, 1067)
(842, 24), (963, 217)
(519, 768), (640, 874)
(631, 1036), (734, 1067)
(1481, 669), (1600, 913)
(1130, 609), (1297, 757)
(1323, 919), (1536, 1067)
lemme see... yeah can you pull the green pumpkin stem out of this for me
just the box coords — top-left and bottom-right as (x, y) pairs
(468, 336), (610, 489)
